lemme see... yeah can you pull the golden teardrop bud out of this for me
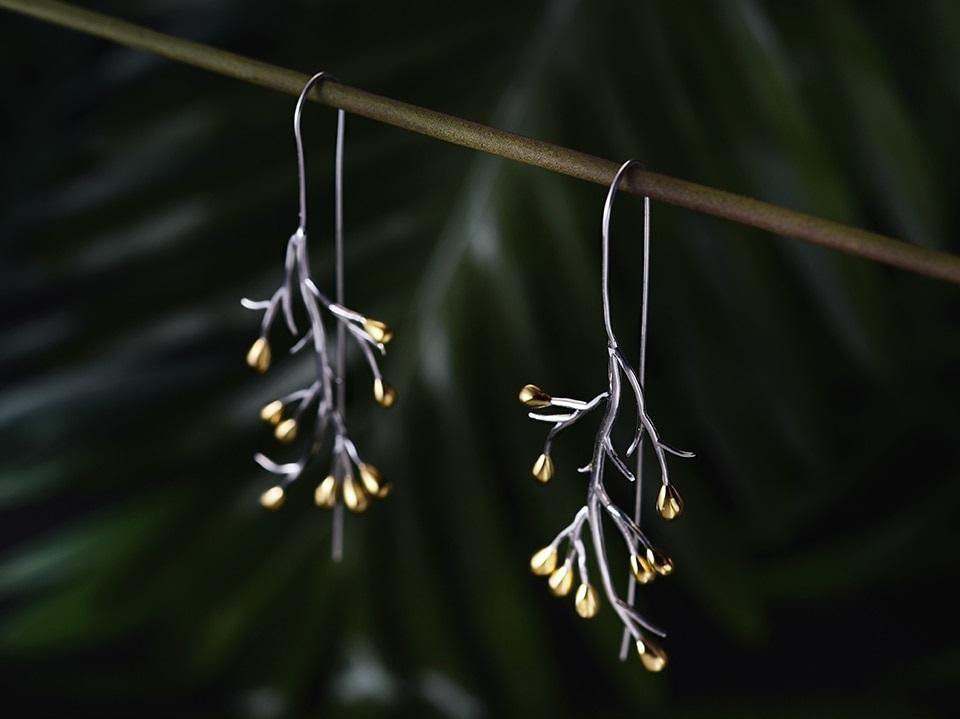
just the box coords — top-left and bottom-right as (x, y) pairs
(259, 400), (284, 425)
(657, 484), (683, 520)
(314, 475), (337, 508)
(363, 319), (393, 345)
(518, 384), (552, 408)
(529, 545), (558, 576)
(635, 638), (668, 672)
(259, 485), (285, 510)
(373, 378), (397, 408)
(246, 337), (271, 373)
(532, 453), (554, 483)
(574, 583), (600, 618)
(548, 564), (574, 597)
(342, 477), (369, 513)
(646, 547), (674, 576)
(274, 418), (298, 443)
(358, 463), (384, 496)
(630, 554), (657, 585)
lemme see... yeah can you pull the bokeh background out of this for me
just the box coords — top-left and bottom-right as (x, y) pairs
(2, 0), (960, 716)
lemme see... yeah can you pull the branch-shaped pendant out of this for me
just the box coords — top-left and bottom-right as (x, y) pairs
(243, 74), (396, 559)
(520, 160), (694, 671)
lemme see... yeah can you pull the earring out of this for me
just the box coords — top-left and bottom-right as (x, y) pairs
(520, 160), (694, 670)
(242, 72), (396, 561)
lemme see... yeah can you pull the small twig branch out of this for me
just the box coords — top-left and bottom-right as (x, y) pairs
(3, 0), (960, 284)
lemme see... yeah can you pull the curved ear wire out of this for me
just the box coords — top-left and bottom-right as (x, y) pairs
(294, 71), (340, 234)
(600, 158), (645, 349)
(243, 71), (396, 562)
(518, 159), (694, 671)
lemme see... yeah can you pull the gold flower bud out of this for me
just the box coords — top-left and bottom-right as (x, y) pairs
(518, 384), (552, 408)
(574, 583), (600, 619)
(246, 337), (271, 373)
(259, 485), (285, 510)
(532, 453), (554, 483)
(342, 477), (369, 513)
(314, 475), (337, 508)
(373, 378), (397, 408)
(274, 418), (298, 443)
(529, 545), (558, 576)
(259, 400), (284, 425)
(635, 638), (668, 672)
(630, 554), (657, 585)
(548, 564), (574, 597)
(358, 463), (384, 496)
(362, 319), (393, 345)
(657, 484), (684, 521)
(646, 547), (674, 576)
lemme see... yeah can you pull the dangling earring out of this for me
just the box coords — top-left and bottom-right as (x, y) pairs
(242, 72), (396, 561)
(519, 160), (694, 670)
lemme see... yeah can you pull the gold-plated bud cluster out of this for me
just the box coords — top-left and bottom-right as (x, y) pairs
(246, 316), (398, 411)
(257, 399), (300, 444)
(529, 545), (601, 619)
(629, 547), (673, 583)
(312, 463), (391, 512)
(260, 462), (390, 514)
(255, 392), (393, 514)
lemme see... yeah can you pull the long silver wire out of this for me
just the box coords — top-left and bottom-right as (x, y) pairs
(619, 194), (651, 660)
(331, 107), (346, 562)
(292, 71), (348, 561)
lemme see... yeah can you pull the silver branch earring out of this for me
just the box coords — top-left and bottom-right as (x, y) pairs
(242, 72), (397, 561)
(519, 160), (694, 671)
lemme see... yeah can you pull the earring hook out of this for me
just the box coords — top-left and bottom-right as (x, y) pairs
(294, 71), (341, 234)
(600, 159), (649, 352)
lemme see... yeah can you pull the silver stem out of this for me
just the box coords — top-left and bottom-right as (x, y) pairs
(619, 196), (650, 659)
(332, 107), (346, 562)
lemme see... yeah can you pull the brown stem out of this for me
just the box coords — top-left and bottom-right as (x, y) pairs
(3, 0), (960, 284)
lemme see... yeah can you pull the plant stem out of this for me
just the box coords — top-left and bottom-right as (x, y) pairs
(3, 0), (960, 284)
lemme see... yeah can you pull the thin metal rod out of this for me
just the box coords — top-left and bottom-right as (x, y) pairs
(335, 109), (346, 428)
(332, 108), (346, 562)
(619, 195), (651, 660)
(3, 0), (960, 285)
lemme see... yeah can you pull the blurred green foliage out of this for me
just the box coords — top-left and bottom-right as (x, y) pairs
(1, 0), (959, 716)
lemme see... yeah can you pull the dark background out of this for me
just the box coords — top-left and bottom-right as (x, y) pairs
(2, 1), (959, 717)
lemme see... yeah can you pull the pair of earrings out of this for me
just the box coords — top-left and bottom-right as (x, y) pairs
(243, 75), (694, 669)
